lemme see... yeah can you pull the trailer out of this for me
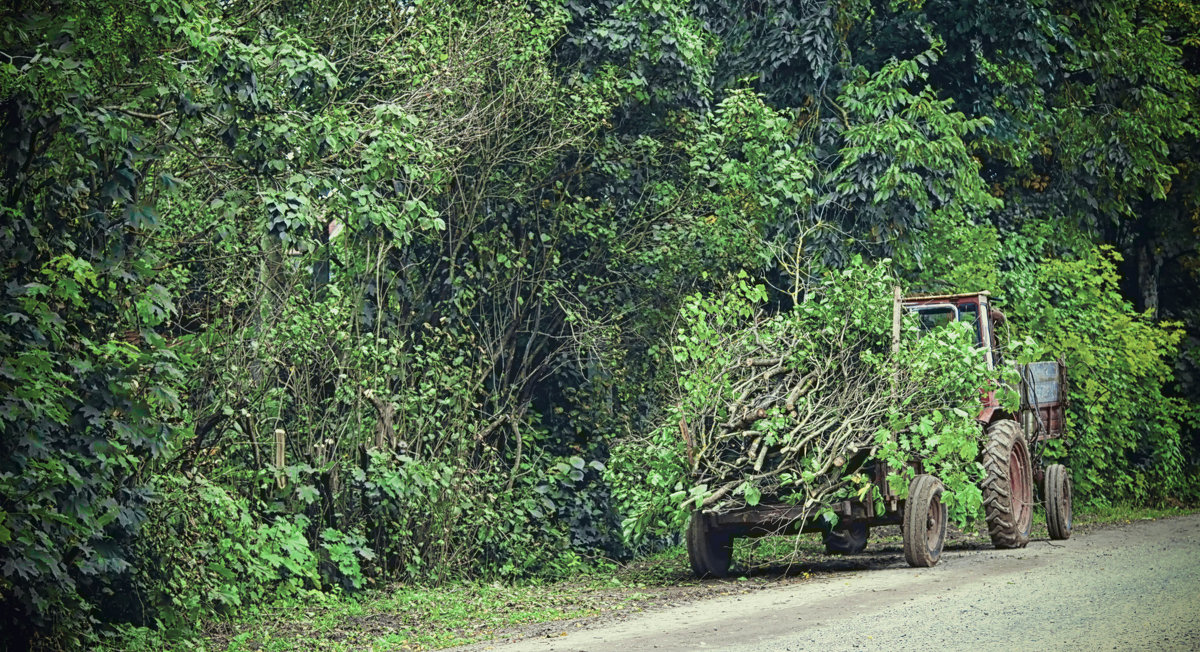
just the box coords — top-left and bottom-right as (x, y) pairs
(686, 291), (1073, 577)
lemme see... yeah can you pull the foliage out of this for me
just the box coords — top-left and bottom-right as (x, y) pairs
(131, 476), (320, 635)
(0, 0), (205, 642)
(875, 319), (1003, 526)
(1002, 246), (1188, 504)
(831, 39), (1003, 279)
(3, 0), (1199, 646)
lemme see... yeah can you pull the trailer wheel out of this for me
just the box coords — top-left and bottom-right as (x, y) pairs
(982, 419), (1033, 549)
(686, 512), (733, 578)
(822, 520), (869, 554)
(903, 474), (947, 567)
(1044, 464), (1072, 540)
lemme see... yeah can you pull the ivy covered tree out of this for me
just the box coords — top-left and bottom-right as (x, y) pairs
(0, 0), (209, 641)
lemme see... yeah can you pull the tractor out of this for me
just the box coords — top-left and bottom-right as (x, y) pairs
(685, 290), (1073, 577)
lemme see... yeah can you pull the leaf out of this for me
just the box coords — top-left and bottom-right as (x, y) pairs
(95, 506), (120, 528)
(297, 485), (320, 504)
(744, 485), (761, 507)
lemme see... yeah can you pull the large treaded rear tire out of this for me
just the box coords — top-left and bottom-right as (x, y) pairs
(903, 474), (947, 567)
(982, 419), (1033, 549)
(1045, 463), (1073, 540)
(686, 512), (733, 578)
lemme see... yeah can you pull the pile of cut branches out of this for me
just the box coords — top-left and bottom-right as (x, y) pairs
(681, 320), (917, 515)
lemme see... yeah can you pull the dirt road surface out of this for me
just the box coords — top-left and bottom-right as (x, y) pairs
(465, 515), (1200, 652)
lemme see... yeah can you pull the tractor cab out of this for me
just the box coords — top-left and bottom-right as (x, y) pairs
(901, 291), (1002, 370)
(899, 290), (1066, 442)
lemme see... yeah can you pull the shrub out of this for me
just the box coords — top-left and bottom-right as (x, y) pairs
(1003, 247), (1189, 504)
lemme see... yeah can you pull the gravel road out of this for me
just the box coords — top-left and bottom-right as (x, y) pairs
(470, 515), (1200, 652)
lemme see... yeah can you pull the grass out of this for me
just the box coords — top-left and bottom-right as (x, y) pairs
(218, 583), (607, 651)
(1072, 501), (1199, 526)
(189, 549), (707, 651)
(187, 538), (812, 651)
(110, 501), (1198, 651)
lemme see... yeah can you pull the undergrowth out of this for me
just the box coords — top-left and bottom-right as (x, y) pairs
(99, 503), (1198, 651)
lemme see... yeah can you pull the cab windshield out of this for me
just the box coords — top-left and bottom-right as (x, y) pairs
(909, 302), (984, 348)
(911, 305), (958, 330)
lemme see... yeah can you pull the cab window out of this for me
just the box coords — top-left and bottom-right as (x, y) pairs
(911, 305), (958, 330)
(958, 302), (984, 347)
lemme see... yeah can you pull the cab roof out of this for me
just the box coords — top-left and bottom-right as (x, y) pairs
(902, 291), (990, 304)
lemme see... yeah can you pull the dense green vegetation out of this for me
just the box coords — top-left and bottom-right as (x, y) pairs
(2, 0), (1198, 646)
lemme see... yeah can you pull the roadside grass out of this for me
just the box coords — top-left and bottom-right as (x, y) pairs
(184, 548), (704, 651)
(1072, 501), (1200, 527)
(112, 501), (1197, 651)
(214, 583), (617, 651)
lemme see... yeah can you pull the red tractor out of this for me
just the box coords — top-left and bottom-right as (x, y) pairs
(686, 291), (1073, 577)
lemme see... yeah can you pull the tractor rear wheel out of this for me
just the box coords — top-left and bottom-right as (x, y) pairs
(823, 520), (869, 554)
(686, 512), (733, 578)
(1045, 464), (1073, 540)
(982, 419), (1033, 549)
(903, 474), (947, 567)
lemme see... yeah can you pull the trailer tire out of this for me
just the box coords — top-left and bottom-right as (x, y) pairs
(822, 520), (869, 554)
(903, 474), (947, 567)
(982, 419), (1033, 549)
(1045, 464), (1072, 540)
(686, 512), (733, 578)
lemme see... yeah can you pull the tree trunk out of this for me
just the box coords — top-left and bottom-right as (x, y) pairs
(1137, 242), (1161, 319)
